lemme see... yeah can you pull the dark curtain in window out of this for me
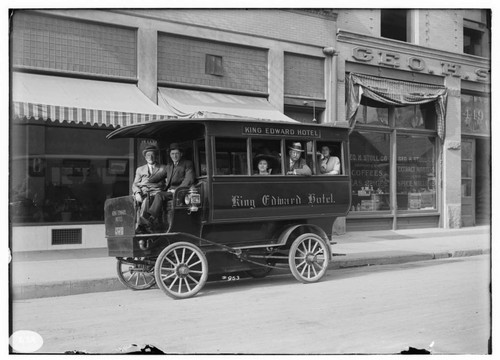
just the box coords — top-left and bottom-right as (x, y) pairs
(345, 73), (448, 139)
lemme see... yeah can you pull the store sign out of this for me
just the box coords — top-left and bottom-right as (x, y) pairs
(352, 47), (490, 82)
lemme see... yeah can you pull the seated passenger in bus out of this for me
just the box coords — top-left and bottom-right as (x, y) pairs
(318, 145), (341, 175)
(132, 145), (168, 231)
(253, 154), (276, 175)
(286, 142), (312, 176)
(140, 143), (194, 230)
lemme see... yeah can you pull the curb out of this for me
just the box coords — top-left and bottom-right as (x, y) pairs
(11, 249), (489, 300)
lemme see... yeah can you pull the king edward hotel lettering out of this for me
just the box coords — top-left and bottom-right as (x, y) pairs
(231, 193), (335, 209)
(243, 125), (321, 138)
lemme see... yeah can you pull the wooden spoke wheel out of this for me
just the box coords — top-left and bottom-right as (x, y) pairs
(116, 257), (156, 290)
(288, 233), (330, 283)
(154, 242), (208, 299)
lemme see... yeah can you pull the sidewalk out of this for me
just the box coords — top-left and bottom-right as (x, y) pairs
(10, 226), (491, 300)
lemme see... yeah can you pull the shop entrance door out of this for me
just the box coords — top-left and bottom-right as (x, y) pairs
(475, 138), (491, 225)
(461, 138), (475, 226)
(461, 137), (491, 227)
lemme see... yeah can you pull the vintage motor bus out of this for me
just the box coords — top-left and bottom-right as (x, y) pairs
(104, 118), (351, 299)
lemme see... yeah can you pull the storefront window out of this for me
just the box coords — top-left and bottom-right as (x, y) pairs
(10, 124), (131, 224)
(349, 102), (439, 214)
(354, 105), (389, 126)
(395, 104), (437, 130)
(461, 94), (490, 136)
(396, 135), (436, 210)
(349, 131), (390, 212)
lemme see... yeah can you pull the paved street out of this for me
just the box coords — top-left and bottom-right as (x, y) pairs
(11, 254), (490, 354)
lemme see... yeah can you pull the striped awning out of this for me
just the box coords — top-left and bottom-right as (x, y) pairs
(158, 87), (298, 123)
(12, 72), (175, 127)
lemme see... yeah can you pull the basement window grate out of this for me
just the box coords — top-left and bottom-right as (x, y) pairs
(51, 228), (82, 245)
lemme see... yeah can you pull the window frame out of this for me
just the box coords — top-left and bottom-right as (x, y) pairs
(350, 103), (439, 215)
(211, 135), (347, 178)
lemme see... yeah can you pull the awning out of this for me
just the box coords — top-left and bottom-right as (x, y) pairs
(12, 72), (175, 127)
(158, 87), (298, 123)
(346, 73), (447, 140)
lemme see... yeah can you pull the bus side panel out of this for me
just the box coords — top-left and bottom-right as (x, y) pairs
(201, 217), (334, 248)
(210, 177), (351, 222)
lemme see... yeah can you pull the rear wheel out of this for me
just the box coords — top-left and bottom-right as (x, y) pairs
(116, 258), (156, 290)
(154, 242), (208, 299)
(288, 233), (330, 283)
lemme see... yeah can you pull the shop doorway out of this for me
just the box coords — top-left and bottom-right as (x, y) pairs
(475, 138), (491, 225)
(461, 137), (491, 226)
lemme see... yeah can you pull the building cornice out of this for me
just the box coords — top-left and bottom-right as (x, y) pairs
(285, 9), (338, 21)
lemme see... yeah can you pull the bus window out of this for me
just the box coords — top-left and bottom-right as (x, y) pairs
(316, 142), (342, 175)
(285, 140), (312, 176)
(196, 139), (207, 176)
(251, 138), (282, 175)
(214, 137), (248, 175)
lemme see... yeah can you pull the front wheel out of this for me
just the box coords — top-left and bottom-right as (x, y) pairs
(154, 242), (208, 299)
(288, 233), (330, 283)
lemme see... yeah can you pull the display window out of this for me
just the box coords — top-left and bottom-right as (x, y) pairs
(461, 94), (490, 136)
(10, 123), (131, 224)
(350, 103), (438, 213)
(396, 135), (436, 210)
(349, 130), (390, 212)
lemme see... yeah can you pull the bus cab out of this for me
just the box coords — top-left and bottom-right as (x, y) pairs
(104, 118), (351, 299)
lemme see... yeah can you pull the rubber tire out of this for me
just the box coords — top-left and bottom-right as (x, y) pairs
(288, 233), (330, 283)
(116, 258), (156, 290)
(154, 242), (208, 299)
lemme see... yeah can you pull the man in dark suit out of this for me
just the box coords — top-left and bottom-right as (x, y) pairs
(286, 142), (312, 176)
(143, 143), (194, 228)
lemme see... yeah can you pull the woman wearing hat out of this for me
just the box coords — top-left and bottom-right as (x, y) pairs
(253, 153), (275, 175)
(286, 142), (312, 176)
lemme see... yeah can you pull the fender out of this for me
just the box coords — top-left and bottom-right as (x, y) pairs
(276, 224), (332, 260)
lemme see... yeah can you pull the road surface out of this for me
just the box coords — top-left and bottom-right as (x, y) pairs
(11, 255), (491, 354)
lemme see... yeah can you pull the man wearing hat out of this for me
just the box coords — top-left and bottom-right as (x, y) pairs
(144, 143), (194, 227)
(286, 142), (312, 176)
(132, 144), (168, 230)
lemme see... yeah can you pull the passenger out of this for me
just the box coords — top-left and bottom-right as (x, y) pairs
(132, 145), (168, 231)
(142, 143), (195, 230)
(318, 145), (341, 175)
(286, 142), (312, 176)
(253, 154), (275, 175)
